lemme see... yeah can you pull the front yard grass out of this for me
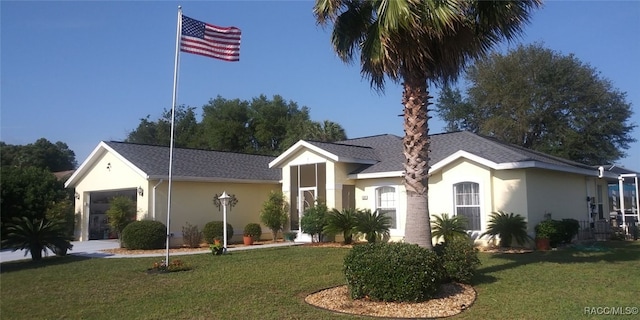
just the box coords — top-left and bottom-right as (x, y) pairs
(1, 241), (638, 319)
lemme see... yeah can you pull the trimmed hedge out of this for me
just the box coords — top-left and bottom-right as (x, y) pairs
(343, 242), (442, 302)
(434, 237), (480, 284)
(203, 221), (234, 244)
(121, 220), (166, 250)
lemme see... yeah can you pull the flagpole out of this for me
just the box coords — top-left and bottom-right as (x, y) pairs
(166, 6), (183, 264)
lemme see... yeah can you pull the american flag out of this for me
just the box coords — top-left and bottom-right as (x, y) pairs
(180, 15), (241, 62)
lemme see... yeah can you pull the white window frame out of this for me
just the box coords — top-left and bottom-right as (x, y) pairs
(375, 186), (397, 229)
(453, 181), (482, 231)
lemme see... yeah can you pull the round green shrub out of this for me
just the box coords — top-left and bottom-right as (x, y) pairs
(434, 237), (480, 284)
(203, 221), (234, 244)
(121, 220), (166, 250)
(243, 223), (262, 241)
(343, 242), (442, 302)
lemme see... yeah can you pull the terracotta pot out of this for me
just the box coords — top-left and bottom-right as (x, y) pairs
(536, 238), (550, 251)
(243, 235), (254, 245)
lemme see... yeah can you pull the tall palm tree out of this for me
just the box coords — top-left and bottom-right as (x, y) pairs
(314, 0), (541, 248)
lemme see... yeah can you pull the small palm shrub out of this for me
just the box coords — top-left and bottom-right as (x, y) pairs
(243, 223), (262, 241)
(356, 209), (391, 243)
(182, 222), (203, 248)
(434, 237), (480, 284)
(121, 220), (166, 250)
(324, 208), (358, 244)
(300, 202), (329, 242)
(344, 242), (442, 302)
(431, 213), (469, 245)
(1, 216), (73, 261)
(481, 211), (530, 247)
(203, 221), (234, 244)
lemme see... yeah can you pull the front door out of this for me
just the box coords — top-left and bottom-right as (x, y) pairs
(297, 187), (316, 242)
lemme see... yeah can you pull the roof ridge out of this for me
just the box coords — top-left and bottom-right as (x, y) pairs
(307, 139), (375, 149)
(338, 133), (402, 142)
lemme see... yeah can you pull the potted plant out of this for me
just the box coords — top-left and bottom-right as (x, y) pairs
(243, 223), (262, 245)
(534, 220), (556, 251)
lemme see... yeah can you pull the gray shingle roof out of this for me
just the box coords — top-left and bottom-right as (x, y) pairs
(331, 131), (596, 174)
(105, 142), (280, 182)
(305, 140), (379, 162)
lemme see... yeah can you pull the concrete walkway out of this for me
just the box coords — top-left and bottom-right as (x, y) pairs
(0, 239), (301, 263)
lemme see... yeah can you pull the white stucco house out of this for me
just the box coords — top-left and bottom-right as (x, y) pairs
(65, 131), (639, 245)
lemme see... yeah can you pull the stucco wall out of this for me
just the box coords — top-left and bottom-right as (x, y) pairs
(151, 180), (280, 245)
(525, 169), (590, 229)
(429, 158), (493, 232)
(355, 177), (406, 239)
(73, 151), (148, 240)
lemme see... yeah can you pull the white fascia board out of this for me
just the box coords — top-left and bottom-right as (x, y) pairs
(147, 175), (281, 184)
(495, 161), (605, 177)
(64, 142), (107, 188)
(269, 140), (338, 168)
(429, 151), (500, 175)
(348, 171), (404, 180)
(101, 143), (150, 179)
(428, 150), (602, 177)
(64, 141), (149, 188)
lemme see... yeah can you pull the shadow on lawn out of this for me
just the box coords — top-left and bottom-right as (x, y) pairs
(473, 240), (640, 285)
(0, 255), (95, 274)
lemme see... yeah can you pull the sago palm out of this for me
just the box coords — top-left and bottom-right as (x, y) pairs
(431, 213), (468, 245)
(324, 208), (358, 244)
(481, 211), (530, 248)
(2, 216), (73, 261)
(314, 0), (541, 249)
(356, 209), (391, 243)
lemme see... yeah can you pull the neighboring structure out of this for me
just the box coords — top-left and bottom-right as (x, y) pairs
(66, 132), (638, 245)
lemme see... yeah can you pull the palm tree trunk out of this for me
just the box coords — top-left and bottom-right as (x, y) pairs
(402, 75), (433, 249)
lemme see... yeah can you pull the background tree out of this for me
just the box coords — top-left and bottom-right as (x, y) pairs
(0, 138), (77, 171)
(259, 191), (289, 241)
(1, 166), (70, 242)
(127, 94), (347, 155)
(307, 120), (347, 142)
(314, 0), (541, 248)
(436, 43), (636, 165)
(126, 105), (202, 149)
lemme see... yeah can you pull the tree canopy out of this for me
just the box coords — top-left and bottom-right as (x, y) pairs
(0, 138), (77, 171)
(436, 43), (636, 165)
(314, 0), (541, 248)
(126, 94), (347, 155)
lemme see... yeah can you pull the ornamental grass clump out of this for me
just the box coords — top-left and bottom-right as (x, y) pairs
(343, 242), (442, 302)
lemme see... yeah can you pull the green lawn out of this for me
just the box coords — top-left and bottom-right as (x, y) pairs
(1, 241), (639, 319)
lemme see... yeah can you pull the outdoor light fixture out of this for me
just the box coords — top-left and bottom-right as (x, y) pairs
(106, 163), (112, 170)
(137, 186), (144, 197)
(75, 192), (80, 199)
(219, 191), (231, 253)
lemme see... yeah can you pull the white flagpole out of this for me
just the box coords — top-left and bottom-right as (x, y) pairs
(166, 6), (183, 264)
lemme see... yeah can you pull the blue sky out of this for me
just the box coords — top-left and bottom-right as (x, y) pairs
(1, 1), (638, 170)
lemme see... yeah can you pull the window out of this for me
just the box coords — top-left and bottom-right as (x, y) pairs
(453, 182), (481, 230)
(376, 186), (397, 229)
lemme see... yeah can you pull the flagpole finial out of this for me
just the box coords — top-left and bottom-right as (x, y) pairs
(178, 5), (182, 10)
